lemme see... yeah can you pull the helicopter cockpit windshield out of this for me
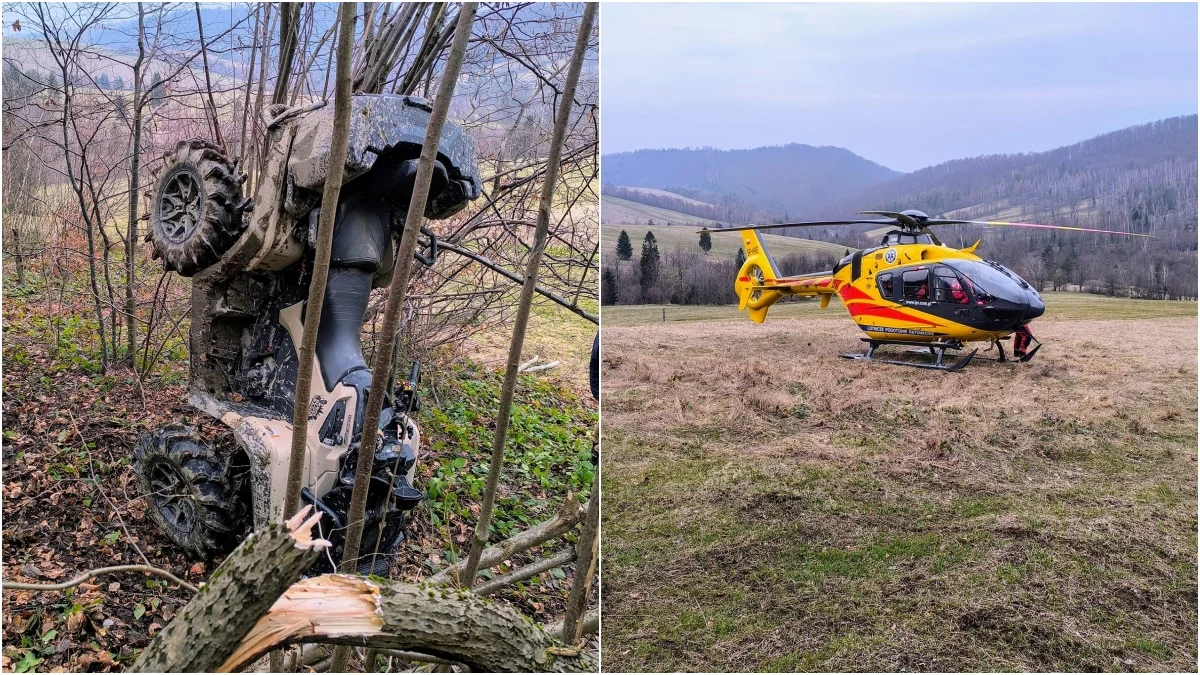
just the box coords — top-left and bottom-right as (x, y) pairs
(943, 259), (1036, 305)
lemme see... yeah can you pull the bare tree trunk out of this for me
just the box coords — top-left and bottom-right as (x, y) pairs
(194, 2), (225, 150)
(282, 2), (356, 518)
(272, 1), (302, 106)
(396, 3), (447, 95)
(124, 3), (146, 366)
(337, 3), (480, 574)
(461, 1), (596, 585)
(9, 222), (25, 286)
(60, 75), (109, 374)
(250, 4), (274, 182)
(560, 483), (599, 643)
(237, 3), (260, 164)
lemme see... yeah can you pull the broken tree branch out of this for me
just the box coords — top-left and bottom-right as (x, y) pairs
(437, 240), (598, 324)
(2, 564), (197, 594)
(473, 548), (576, 597)
(219, 576), (596, 672)
(129, 508), (329, 673)
(432, 496), (587, 585)
(560, 484), (600, 643)
(545, 610), (600, 642)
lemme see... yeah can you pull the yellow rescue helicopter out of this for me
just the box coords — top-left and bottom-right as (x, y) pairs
(707, 210), (1150, 371)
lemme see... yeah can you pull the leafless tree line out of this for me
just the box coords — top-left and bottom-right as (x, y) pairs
(604, 247), (841, 306)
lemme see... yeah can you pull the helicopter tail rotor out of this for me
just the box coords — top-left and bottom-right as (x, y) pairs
(734, 230), (784, 323)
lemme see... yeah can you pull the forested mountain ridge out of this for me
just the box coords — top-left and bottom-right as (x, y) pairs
(798, 116), (1198, 298)
(809, 115), (1197, 240)
(601, 143), (902, 217)
(605, 117), (1197, 300)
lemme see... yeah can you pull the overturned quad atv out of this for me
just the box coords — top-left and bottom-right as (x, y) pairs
(134, 95), (481, 573)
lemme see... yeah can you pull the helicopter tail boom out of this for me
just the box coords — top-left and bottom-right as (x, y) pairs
(735, 230), (840, 322)
(735, 230), (783, 323)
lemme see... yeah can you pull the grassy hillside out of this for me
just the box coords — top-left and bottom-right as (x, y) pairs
(601, 293), (1198, 671)
(601, 220), (851, 259)
(602, 195), (719, 226)
(616, 186), (718, 209)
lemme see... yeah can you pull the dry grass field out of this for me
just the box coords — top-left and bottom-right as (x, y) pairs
(600, 294), (1197, 672)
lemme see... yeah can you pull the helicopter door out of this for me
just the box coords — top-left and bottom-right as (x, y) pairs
(901, 268), (930, 301)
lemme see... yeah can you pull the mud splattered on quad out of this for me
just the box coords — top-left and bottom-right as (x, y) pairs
(135, 94), (481, 574)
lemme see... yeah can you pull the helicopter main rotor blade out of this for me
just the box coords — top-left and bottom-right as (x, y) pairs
(698, 219), (895, 234)
(925, 219), (1154, 237)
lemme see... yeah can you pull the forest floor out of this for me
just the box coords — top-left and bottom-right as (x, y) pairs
(1, 278), (597, 673)
(600, 294), (1197, 672)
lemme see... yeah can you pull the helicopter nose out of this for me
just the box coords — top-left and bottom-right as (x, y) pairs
(1024, 292), (1045, 321)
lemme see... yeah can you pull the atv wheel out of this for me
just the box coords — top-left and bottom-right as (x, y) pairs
(147, 139), (247, 277)
(133, 426), (246, 559)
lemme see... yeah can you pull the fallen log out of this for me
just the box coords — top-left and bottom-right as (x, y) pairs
(127, 506), (593, 672)
(220, 576), (596, 672)
(130, 508), (329, 673)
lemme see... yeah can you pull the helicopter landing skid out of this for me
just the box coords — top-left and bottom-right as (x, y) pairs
(839, 338), (978, 372)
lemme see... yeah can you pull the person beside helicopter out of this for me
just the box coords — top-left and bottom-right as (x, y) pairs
(1012, 324), (1035, 359)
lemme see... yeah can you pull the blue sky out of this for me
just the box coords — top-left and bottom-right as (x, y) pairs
(602, 2), (1198, 171)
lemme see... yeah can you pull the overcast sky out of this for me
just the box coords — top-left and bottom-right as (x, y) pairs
(602, 2), (1198, 172)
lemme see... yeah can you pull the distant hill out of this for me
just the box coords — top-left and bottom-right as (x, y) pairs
(602, 184), (768, 225)
(809, 116), (1198, 240)
(805, 116), (1198, 298)
(614, 186), (717, 209)
(601, 195), (717, 227)
(602, 143), (901, 217)
(605, 117), (1197, 299)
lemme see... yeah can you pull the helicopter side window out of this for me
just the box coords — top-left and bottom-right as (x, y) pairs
(901, 269), (929, 300)
(933, 267), (969, 304)
(877, 272), (895, 299)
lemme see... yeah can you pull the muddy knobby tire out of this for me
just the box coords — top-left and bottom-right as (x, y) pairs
(133, 426), (246, 559)
(146, 139), (248, 277)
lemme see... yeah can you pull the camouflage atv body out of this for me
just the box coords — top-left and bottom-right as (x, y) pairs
(134, 94), (481, 573)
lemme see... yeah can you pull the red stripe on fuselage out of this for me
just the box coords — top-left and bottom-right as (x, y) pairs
(837, 283), (873, 303)
(847, 303), (941, 327)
